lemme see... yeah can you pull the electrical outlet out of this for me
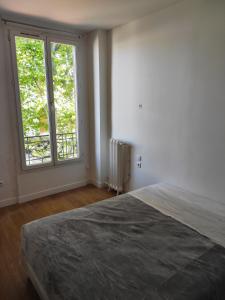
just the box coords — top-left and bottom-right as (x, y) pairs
(137, 162), (142, 168)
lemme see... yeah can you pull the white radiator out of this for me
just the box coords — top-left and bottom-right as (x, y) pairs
(108, 139), (130, 194)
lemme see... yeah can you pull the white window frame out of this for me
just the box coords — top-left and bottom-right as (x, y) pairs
(9, 26), (82, 170)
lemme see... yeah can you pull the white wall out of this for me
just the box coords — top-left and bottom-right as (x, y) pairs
(0, 22), (18, 206)
(0, 20), (90, 206)
(109, 0), (225, 203)
(88, 30), (108, 187)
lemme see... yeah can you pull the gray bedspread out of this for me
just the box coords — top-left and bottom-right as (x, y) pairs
(21, 194), (225, 300)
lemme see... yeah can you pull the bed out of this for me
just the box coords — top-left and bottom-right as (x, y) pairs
(21, 183), (225, 300)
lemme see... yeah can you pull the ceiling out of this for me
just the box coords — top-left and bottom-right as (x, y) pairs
(0, 0), (181, 31)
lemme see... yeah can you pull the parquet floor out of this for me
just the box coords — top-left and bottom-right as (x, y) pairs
(0, 185), (115, 300)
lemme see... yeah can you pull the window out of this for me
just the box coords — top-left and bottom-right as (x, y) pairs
(11, 31), (80, 169)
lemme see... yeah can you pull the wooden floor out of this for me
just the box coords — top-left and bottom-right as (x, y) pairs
(0, 185), (115, 300)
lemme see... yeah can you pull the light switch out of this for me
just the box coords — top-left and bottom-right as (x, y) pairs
(137, 155), (142, 162)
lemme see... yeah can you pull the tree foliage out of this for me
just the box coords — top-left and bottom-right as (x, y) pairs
(51, 42), (77, 134)
(15, 37), (77, 137)
(15, 37), (78, 164)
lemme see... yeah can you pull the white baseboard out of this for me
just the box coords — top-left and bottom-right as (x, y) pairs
(0, 179), (106, 208)
(18, 179), (88, 204)
(0, 197), (17, 208)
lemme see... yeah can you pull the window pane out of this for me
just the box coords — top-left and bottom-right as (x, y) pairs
(51, 42), (79, 161)
(15, 36), (52, 166)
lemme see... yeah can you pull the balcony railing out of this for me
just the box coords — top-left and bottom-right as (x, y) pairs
(24, 132), (78, 166)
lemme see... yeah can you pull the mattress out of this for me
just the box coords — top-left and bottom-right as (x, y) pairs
(21, 184), (225, 300)
(130, 183), (225, 248)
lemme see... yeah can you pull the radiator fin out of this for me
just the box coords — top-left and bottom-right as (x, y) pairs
(109, 139), (130, 194)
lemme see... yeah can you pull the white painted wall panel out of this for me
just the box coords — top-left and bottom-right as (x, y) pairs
(109, 0), (225, 203)
(88, 30), (108, 187)
(0, 22), (18, 203)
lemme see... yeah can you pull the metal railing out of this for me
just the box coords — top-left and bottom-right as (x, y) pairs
(57, 132), (78, 161)
(24, 132), (78, 165)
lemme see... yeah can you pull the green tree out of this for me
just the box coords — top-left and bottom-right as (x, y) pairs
(51, 42), (77, 134)
(15, 37), (78, 163)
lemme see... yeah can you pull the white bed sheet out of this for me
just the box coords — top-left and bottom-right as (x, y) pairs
(129, 183), (225, 248)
